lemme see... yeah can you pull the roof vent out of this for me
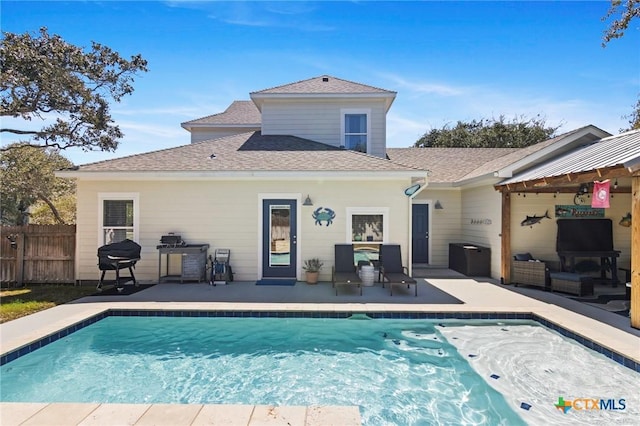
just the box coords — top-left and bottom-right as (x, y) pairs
(322, 77), (329, 82)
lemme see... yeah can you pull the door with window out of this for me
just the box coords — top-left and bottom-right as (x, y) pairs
(412, 204), (429, 264)
(262, 199), (297, 278)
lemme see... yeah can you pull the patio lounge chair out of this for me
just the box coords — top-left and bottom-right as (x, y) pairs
(380, 244), (417, 296)
(332, 244), (362, 296)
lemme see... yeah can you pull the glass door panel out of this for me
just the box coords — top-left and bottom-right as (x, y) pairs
(262, 199), (297, 278)
(270, 205), (291, 267)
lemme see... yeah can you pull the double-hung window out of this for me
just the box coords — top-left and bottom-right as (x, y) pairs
(342, 109), (370, 153)
(99, 193), (139, 245)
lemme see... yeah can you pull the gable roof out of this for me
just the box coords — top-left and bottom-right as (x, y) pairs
(60, 132), (425, 179)
(386, 125), (612, 186)
(252, 75), (395, 95)
(498, 129), (640, 186)
(250, 75), (397, 111)
(386, 147), (519, 184)
(181, 101), (261, 130)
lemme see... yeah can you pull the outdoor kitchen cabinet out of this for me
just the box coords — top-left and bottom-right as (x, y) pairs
(156, 244), (209, 283)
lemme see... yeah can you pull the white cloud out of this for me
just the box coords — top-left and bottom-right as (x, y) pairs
(385, 79), (630, 147)
(379, 73), (467, 97)
(113, 105), (211, 118)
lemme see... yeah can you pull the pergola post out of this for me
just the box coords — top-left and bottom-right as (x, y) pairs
(501, 190), (511, 284)
(631, 175), (640, 329)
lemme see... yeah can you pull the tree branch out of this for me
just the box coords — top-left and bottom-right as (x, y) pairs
(37, 193), (65, 225)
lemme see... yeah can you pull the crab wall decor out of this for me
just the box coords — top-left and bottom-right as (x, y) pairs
(312, 207), (335, 226)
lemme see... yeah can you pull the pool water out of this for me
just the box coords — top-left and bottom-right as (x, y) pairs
(1, 317), (525, 425)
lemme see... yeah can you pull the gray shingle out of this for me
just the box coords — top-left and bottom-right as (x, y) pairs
(77, 132), (424, 173)
(181, 101), (261, 126)
(386, 147), (518, 183)
(386, 126), (608, 184)
(251, 75), (396, 95)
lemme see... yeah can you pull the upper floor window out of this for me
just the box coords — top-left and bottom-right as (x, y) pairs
(342, 109), (370, 153)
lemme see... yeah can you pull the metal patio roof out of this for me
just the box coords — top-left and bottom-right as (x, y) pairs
(498, 129), (640, 186)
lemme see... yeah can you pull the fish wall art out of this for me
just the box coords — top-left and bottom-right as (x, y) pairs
(619, 213), (632, 227)
(521, 210), (551, 228)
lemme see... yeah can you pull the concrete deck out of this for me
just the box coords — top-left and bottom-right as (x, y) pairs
(1, 269), (638, 425)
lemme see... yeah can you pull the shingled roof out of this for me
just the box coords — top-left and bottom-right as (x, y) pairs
(181, 101), (261, 127)
(251, 75), (395, 95)
(250, 75), (397, 112)
(71, 132), (424, 174)
(386, 147), (519, 183)
(386, 125), (610, 185)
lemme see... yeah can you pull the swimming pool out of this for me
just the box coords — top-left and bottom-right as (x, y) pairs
(1, 315), (638, 425)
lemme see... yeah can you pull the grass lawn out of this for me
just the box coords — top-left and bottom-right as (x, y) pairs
(0, 285), (97, 323)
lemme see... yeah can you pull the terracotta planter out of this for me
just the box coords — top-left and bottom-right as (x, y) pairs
(305, 271), (319, 284)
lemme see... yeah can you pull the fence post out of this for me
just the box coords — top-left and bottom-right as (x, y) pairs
(15, 233), (25, 287)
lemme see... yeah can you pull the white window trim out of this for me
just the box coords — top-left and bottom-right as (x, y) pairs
(340, 108), (371, 153)
(98, 192), (140, 248)
(346, 207), (389, 244)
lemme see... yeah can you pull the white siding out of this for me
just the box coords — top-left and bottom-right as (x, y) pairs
(189, 127), (260, 143)
(260, 99), (388, 158)
(76, 178), (412, 283)
(510, 192), (633, 270)
(412, 189), (462, 267)
(460, 185), (504, 278)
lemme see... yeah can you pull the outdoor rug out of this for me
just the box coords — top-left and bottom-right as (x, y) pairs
(91, 284), (156, 296)
(571, 294), (630, 317)
(255, 279), (297, 286)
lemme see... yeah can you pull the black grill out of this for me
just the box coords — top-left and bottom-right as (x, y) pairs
(96, 239), (141, 291)
(159, 234), (184, 247)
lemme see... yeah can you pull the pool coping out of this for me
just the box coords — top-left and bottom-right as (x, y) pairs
(1, 278), (639, 426)
(2, 307), (639, 373)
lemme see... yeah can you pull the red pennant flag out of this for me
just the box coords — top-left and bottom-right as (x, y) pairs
(592, 180), (610, 208)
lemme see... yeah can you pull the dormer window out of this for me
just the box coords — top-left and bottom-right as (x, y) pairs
(341, 109), (370, 153)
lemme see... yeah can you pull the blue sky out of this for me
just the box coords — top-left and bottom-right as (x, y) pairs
(2, 1), (639, 165)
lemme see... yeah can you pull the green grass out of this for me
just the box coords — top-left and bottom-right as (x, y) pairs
(0, 285), (97, 323)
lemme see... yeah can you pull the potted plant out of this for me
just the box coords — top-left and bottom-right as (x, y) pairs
(303, 258), (323, 284)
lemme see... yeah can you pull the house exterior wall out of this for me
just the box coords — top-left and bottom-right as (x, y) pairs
(460, 185), (504, 278)
(260, 99), (388, 158)
(411, 189), (462, 267)
(189, 127), (260, 144)
(510, 192), (633, 271)
(75, 178), (412, 283)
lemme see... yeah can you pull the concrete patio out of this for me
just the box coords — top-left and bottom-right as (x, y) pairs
(1, 268), (638, 426)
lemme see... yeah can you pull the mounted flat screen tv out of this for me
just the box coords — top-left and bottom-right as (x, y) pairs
(555, 219), (614, 252)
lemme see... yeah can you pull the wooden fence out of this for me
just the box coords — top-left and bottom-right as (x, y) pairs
(1, 225), (76, 286)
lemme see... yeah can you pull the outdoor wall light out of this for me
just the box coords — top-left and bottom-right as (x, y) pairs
(303, 195), (313, 206)
(578, 183), (589, 194)
(434, 200), (444, 210)
(404, 183), (422, 196)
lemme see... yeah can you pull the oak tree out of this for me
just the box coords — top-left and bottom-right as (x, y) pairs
(602, 0), (640, 46)
(0, 143), (75, 225)
(414, 116), (559, 148)
(602, 0), (640, 130)
(1, 27), (148, 152)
